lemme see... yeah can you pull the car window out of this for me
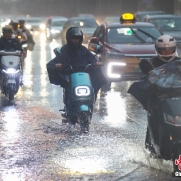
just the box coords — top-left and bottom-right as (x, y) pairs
(150, 18), (181, 31)
(26, 19), (42, 23)
(106, 27), (162, 43)
(52, 20), (67, 26)
(98, 26), (104, 42)
(93, 26), (102, 37)
(70, 19), (97, 28)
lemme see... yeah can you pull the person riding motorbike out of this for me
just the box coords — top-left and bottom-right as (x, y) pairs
(127, 34), (180, 110)
(0, 25), (23, 80)
(18, 19), (35, 51)
(0, 25), (22, 51)
(47, 26), (107, 111)
(10, 21), (27, 44)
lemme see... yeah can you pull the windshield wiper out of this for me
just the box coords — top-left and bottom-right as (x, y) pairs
(129, 28), (146, 43)
(137, 28), (157, 41)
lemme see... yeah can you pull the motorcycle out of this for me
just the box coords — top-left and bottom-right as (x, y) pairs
(0, 50), (23, 103)
(140, 60), (181, 173)
(59, 63), (101, 133)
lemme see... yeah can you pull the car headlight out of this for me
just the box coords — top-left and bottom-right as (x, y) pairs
(39, 23), (45, 30)
(164, 113), (181, 126)
(26, 24), (32, 29)
(75, 86), (90, 96)
(22, 44), (27, 48)
(51, 29), (60, 34)
(3, 68), (19, 74)
(107, 62), (126, 78)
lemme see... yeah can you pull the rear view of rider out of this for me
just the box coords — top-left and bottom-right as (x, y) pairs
(10, 21), (27, 44)
(128, 34), (180, 109)
(18, 19), (35, 50)
(47, 26), (106, 110)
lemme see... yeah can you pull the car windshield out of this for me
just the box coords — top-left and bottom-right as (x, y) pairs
(70, 19), (97, 28)
(106, 26), (161, 43)
(52, 20), (67, 26)
(26, 19), (42, 23)
(149, 18), (181, 31)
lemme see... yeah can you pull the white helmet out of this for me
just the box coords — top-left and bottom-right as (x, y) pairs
(155, 35), (177, 62)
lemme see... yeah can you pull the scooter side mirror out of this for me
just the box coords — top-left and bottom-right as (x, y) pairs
(53, 47), (61, 56)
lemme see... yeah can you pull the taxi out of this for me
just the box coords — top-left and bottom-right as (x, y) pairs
(88, 13), (163, 82)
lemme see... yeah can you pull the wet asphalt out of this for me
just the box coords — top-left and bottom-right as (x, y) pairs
(0, 33), (180, 181)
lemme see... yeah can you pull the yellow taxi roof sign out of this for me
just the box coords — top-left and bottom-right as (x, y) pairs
(120, 13), (136, 24)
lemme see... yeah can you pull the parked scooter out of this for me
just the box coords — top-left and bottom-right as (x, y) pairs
(60, 63), (101, 133)
(0, 50), (22, 103)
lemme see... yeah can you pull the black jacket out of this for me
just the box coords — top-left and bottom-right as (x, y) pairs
(47, 45), (107, 92)
(0, 36), (22, 51)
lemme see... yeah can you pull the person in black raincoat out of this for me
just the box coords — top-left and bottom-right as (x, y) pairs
(127, 35), (180, 110)
(47, 27), (107, 109)
(0, 25), (22, 51)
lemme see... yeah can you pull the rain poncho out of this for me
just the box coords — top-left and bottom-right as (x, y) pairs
(128, 57), (181, 108)
(47, 45), (107, 93)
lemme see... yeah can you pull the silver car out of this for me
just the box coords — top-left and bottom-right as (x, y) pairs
(61, 16), (98, 45)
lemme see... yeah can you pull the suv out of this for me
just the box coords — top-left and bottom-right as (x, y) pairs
(88, 13), (163, 83)
(46, 16), (68, 40)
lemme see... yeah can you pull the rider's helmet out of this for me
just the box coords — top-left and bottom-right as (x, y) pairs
(19, 19), (25, 27)
(155, 35), (177, 62)
(19, 19), (25, 24)
(66, 27), (83, 50)
(2, 25), (13, 34)
(11, 21), (19, 30)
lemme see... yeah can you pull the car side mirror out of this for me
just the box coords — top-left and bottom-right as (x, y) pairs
(53, 47), (61, 56)
(88, 37), (101, 53)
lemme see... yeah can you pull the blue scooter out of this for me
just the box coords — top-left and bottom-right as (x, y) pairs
(60, 64), (101, 133)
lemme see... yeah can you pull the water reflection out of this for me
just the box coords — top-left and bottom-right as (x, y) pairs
(2, 107), (20, 146)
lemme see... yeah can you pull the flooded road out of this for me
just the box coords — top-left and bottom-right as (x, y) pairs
(0, 33), (180, 181)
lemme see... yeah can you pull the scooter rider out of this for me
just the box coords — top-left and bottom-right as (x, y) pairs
(0, 25), (22, 51)
(47, 26), (107, 110)
(127, 34), (180, 109)
(10, 21), (27, 44)
(18, 19), (35, 50)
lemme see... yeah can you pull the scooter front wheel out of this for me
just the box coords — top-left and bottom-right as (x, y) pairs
(79, 113), (90, 133)
(8, 91), (15, 104)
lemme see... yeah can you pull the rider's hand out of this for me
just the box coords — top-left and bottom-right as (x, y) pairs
(55, 63), (62, 69)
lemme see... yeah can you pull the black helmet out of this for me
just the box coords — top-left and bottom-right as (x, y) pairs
(66, 27), (83, 50)
(2, 25), (13, 34)
(11, 21), (19, 30)
(19, 19), (25, 24)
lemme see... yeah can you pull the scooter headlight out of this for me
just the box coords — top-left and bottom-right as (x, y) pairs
(75, 86), (90, 96)
(3, 68), (19, 74)
(164, 113), (181, 126)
